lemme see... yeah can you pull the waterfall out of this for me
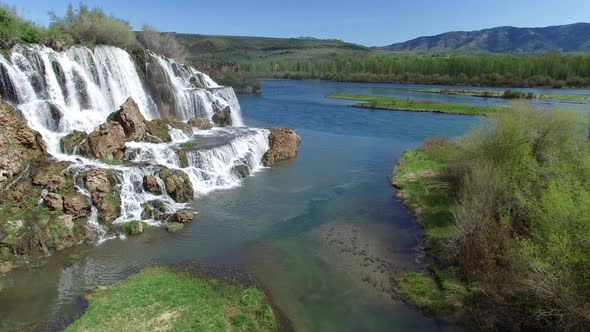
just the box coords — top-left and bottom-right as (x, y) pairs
(0, 44), (269, 238)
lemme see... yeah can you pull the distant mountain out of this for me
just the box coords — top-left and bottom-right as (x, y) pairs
(376, 23), (590, 53)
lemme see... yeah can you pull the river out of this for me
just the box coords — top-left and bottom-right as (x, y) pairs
(2, 80), (588, 331)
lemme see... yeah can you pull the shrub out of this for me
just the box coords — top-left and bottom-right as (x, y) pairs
(138, 25), (186, 63)
(49, 4), (136, 48)
(0, 5), (46, 44)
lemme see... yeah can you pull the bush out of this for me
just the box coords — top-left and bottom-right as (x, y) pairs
(442, 103), (590, 328)
(138, 25), (186, 63)
(49, 4), (136, 48)
(0, 5), (46, 44)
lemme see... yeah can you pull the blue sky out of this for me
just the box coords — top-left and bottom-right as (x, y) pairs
(5, 0), (590, 46)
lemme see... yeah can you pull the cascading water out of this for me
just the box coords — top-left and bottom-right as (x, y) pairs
(0, 44), (269, 239)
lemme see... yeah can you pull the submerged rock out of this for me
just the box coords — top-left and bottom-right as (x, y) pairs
(107, 97), (147, 142)
(79, 121), (126, 161)
(212, 106), (232, 127)
(262, 128), (302, 166)
(60, 130), (87, 155)
(166, 222), (184, 233)
(159, 168), (194, 203)
(188, 118), (213, 130)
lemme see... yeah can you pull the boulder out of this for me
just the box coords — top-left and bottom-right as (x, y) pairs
(170, 209), (193, 223)
(212, 106), (232, 127)
(141, 200), (171, 221)
(79, 121), (126, 161)
(84, 169), (111, 193)
(145, 120), (171, 142)
(188, 118), (213, 130)
(143, 175), (161, 194)
(63, 194), (90, 219)
(42, 193), (63, 211)
(262, 128), (302, 166)
(84, 169), (120, 225)
(108, 97), (146, 141)
(60, 130), (87, 155)
(159, 168), (194, 203)
(46, 175), (66, 192)
(121, 221), (144, 235)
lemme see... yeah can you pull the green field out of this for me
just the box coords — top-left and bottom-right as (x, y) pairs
(412, 88), (590, 104)
(66, 267), (279, 332)
(328, 93), (499, 115)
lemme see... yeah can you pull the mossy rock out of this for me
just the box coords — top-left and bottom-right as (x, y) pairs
(145, 120), (171, 142)
(176, 150), (189, 168)
(166, 222), (184, 233)
(121, 221), (145, 235)
(60, 131), (88, 155)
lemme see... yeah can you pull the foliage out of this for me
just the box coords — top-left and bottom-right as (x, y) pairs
(66, 267), (278, 331)
(396, 103), (590, 329)
(138, 25), (186, 63)
(329, 93), (498, 115)
(48, 4), (136, 48)
(217, 71), (261, 94)
(0, 4), (46, 44)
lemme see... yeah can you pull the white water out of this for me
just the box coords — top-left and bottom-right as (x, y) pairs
(0, 44), (269, 237)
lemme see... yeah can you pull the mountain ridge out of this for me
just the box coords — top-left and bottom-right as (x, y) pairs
(376, 23), (590, 53)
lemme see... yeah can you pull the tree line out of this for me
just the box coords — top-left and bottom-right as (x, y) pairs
(242, 52), (590, 88)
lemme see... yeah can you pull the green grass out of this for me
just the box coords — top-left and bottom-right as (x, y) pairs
(328, 93), (499, 115)
(66, 267), (278, 332)
(412, 88), (590, 104)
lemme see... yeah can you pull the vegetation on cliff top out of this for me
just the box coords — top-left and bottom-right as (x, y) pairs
(66, 267), (279, 332)
(393, 103), (590, 329)
(329, 93), (498, 115)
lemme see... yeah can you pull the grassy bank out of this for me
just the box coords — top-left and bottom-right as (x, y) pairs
(328, 93), (498, 115)
(392, 105), (590, 329)
(66, 267), (279, 332)
(412, 88), (590, 104)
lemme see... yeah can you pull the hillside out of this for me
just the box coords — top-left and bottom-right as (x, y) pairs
(175, 34), (369, 63)
(376, 23), (590, 53)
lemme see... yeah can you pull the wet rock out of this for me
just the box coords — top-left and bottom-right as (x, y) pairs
(212, 106), (232, 127)
(122, 221), (144, 235)
(60, 130), (87, 155)
(262, 128), (302, 166)
(176, 150), (189, 168)
(80, 121), (126, 161)
(143, 175), (161, 194)
(159, 168), (194, 203)
(107, 97), (147, 141)
(63, 194), (90, 219)
(188, 118), (213, 130)
(84, 169), (111, 194)
(141, 200), (171, 221)
(166, 222), (184, 233)
(145, 120), (171, 142)
(170, 209), (193, 223)
(42, 193), (64, 211)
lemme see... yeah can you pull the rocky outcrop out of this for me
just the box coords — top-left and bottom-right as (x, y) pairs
(170, 209), (193, 224)
(79, 121), (126, 161)
(63, 193), (91, 219)
(143, 175), (161, 194)
(42, 193), (63, 211)
(107, 97), (147, 142)
(212, 106), (232, 127)
(0, 101), (48, 190)
(188, 118), (213, 130)
(262, 128), (302, 166)
(84, 169), (120, 225)
(60, 130), (87, 155)
(159, 168), (194, 203)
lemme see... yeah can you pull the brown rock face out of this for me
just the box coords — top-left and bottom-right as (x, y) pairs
(60, 130), (87, 155)
(262, 128), (302, 166)
(170, 209), (193, 223)
(212, 106), (232, 127)
(187, 118), (213, 130)
(63, 194), (91, 219)
(42, 193), (64, 211)
(108, 97), (147, 142)
(159, 168), (194, 203)
(79, 121), (126, 161)
(143, 175), (161, 194)
(84, 169), (120, 224)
